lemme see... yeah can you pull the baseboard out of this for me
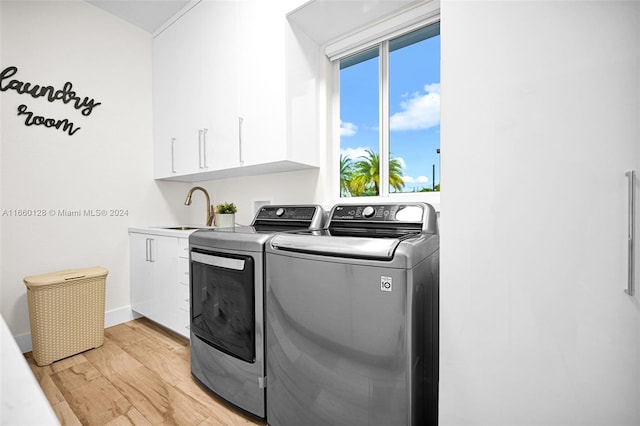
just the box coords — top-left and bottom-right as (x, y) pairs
(15, 306), (142, 354)
(105, 305), (142, 328)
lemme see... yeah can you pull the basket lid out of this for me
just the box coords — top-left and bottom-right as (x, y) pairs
(24, 266), (108, 288)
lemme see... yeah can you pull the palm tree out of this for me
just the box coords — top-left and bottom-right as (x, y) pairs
(339, 155), (354, 197)
(350, 149), (404, 196)
(388, 156), (405, 193)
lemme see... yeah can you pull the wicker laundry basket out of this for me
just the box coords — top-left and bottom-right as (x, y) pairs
(23, 266), (108, 366)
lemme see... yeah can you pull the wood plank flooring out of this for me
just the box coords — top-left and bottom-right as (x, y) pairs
(25, 318), (265, 426)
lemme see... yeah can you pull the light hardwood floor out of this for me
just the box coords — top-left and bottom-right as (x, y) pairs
(25, 318), (265, 426)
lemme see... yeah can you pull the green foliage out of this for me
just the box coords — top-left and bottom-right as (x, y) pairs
(419, 184), (440, 192)
(340, 155), (354, 197)
(340, 149), (405, 197)
(215, 202), (237, 214)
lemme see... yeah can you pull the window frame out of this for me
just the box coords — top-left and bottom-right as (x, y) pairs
(329, 4), (441, 208)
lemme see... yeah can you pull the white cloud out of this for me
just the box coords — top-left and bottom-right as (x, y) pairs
(340, 121), (358, 136)
(395, 157), (407, 169)
(403, 175), (429, 184)
(390, 83), (440, 131)
(341, 147), (370, 160)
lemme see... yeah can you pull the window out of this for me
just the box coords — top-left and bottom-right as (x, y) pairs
(338, 22), (440, 198)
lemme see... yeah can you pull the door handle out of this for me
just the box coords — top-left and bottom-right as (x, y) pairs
(626, 170), (635, 296)
(145, 238), (152, 262)
(198, 129), (204, 169)
(171, 138), (176, 173)
(202, 128), (208, 169)
(239, 116), (244, 165)
(146, 238), (155, 263)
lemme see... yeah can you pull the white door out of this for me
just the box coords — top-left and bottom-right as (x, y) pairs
(441, 2), (639, 425)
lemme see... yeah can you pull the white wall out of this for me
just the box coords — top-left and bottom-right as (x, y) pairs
(0, 0), (193, 346)
(440, 1), (640, 425)
(193, 169), (323, 225)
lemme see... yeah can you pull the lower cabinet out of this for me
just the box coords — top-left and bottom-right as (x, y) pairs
(129, 231), (190, 339)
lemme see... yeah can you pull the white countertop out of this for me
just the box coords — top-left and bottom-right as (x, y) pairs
(128, 225), (216, 238)
(1, 315), (59, 425)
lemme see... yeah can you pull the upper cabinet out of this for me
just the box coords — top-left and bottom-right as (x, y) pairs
(152, 0), (319, 182)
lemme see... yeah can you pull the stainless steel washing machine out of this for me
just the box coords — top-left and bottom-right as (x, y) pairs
(265, 202), (439, 425)
(188, 205), (324, 419)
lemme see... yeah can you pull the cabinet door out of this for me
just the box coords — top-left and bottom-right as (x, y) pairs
(130, 233), (154, 318)
(441, 3), (640, 425)
(152, 26), (181, 179)
(152, 235), (180, 331)
(236, 0), (288, 166)
(130, 233), (181, 333)
(153, 5), (203, 177)
(200, 0), (240, 171)
(174, 2), (208, 174)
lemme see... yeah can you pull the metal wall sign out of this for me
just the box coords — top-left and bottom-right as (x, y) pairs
(0, 66), (102, 136)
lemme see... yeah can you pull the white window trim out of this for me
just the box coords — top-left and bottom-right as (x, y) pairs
(328, 0), (441, 210)
(325, 0), (440, 61)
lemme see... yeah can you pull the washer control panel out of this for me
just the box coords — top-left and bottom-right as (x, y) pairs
(331, 204), (425, 223)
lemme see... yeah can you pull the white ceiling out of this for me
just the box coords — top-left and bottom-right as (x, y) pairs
(86, 0), (421, 40)
(85, 0), (191, 33)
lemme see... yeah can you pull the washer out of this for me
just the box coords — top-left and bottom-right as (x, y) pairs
(188, 205), (324, 419)
(265, 202), (439, 425)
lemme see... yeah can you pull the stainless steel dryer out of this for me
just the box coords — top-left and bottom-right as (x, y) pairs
(188, 205), (324, 419)
(265, 202), (439, 426)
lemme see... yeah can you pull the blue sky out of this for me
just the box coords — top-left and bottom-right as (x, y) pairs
(340, 33), (441, 192)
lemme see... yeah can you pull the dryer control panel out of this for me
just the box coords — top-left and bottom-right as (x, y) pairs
(252, 205), (325, 230)
(255, 206), (319, 221)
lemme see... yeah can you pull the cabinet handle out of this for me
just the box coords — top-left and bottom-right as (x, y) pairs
(626, 170), (635, 296)
(198, 129), (204, 169)
(171, 138), (176, 173)
(145, 238), (151, 262)
(239, 117), (244, 165)
(203, 128), (208, 169)
(146, 238), (155, 263)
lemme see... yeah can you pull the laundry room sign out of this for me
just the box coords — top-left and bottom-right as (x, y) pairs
(0, 66), (101, 136)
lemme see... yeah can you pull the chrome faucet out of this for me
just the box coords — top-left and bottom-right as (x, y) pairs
(184, 186), (214, 226)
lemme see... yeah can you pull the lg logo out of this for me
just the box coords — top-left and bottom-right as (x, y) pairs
(380, 276), (392, 292)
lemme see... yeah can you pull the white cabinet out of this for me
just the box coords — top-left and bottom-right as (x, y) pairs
(129, 231), (190, 338)
(152, 0), (318, 181)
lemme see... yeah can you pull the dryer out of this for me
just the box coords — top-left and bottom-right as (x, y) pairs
(188, 205), (324, 419)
